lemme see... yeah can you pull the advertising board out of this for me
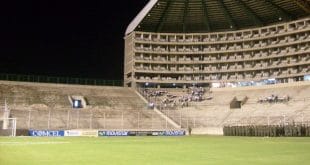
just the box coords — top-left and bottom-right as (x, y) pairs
(98, 130), (186, 136)
(98, 131), (129, 136)
(162, 130), (186, 136)
(29, 130), (64, 137)
(80, 130), (98, 137)
(64, 130), (81, 137)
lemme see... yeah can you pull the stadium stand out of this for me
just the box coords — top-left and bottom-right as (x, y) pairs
(1, 0), (310, 136)
(1, 81), (309, 135)
(124, 0), (309, 88)
(140, 81), (310, 134)
(125, 17), (309, 88)
(0, 81), (175, 130)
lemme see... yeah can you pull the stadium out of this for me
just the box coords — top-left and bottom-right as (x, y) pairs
(1, 0), (310, 164)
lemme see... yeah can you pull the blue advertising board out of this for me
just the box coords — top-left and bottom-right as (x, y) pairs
(98, 130), (186, 136)
(161, 130), (186, 136)
(98, 131), (129, 136)
(29, 130), (65, 137)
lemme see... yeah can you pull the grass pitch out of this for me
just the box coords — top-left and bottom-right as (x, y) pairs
(1, 136), (310, 165)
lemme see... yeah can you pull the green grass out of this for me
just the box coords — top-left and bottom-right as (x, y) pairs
(1, 136), (310, 165)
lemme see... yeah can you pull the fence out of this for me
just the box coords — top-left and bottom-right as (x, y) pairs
(162, 109), (310, 128)
(10, 108), (310, 130)
(0, 73), (123, 86)
(12, 109), (178, 130)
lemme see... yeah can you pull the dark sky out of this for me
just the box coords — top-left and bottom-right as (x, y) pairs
(0, 0), (149, 80)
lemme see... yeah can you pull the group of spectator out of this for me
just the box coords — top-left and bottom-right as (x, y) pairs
(178, 87), (207, 107)
(258, 94), (290, 103)
(141, 86), (208, 110)
(142, 89), (167, 98)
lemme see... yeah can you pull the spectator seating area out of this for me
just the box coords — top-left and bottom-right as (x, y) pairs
(1, 80), (310, 133)
(125, 17), (310, 87)
(0, 81), (174, 130)
(258, 94), (290, 103)
(145, 81), (310, 130)
(140, 86), (208, 110)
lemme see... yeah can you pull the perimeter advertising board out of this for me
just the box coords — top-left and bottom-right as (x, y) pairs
(29, 130), (64, 137)
(98, 130), (186, 136)
(160, 130), (186, 136)
(64, 130), (98, 137)
(98, 131), (129, 136)
(64, 130), (81, 136)
(80, 130), (98, 137)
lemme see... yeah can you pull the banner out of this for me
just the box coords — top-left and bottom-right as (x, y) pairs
(98, 131), (129, 136)
(161, 130), (186, 136)
(64, 130), (81, 137)
(80, 130), (98, 137)
(64, 130), (98, 137)
(98, 130), (185, 136)
(134, 131), (153, 136)
(152, 132), (159, 136)
(29, 130), (64, 137)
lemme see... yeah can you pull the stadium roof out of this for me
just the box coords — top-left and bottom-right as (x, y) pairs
(126, 0), (310, 35)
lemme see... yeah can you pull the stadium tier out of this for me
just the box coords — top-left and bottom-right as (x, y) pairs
(137, 81), (310, 134)
(0, 81), (175, 130)
(1, 80), (309, 135)
(124, 0), (310, 88)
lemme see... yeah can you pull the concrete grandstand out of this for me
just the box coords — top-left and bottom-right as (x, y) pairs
(124, 0), (309, 88)
(0, 81), (176, 131)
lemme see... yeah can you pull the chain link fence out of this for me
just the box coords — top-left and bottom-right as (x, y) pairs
(10, 108), (310, 130)
(11, 109), (179, 130)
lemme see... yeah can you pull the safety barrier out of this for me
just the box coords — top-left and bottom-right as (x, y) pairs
(0, 73), (123, 86)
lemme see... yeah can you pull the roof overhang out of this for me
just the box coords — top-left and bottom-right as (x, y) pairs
(125, 0), (310, 35)
(125, 0), (158, 36)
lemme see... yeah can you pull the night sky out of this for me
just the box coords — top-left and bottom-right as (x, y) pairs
(0, 0), (149, 80)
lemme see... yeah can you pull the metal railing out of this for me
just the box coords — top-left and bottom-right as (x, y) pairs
(0, 73), (123, 86)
